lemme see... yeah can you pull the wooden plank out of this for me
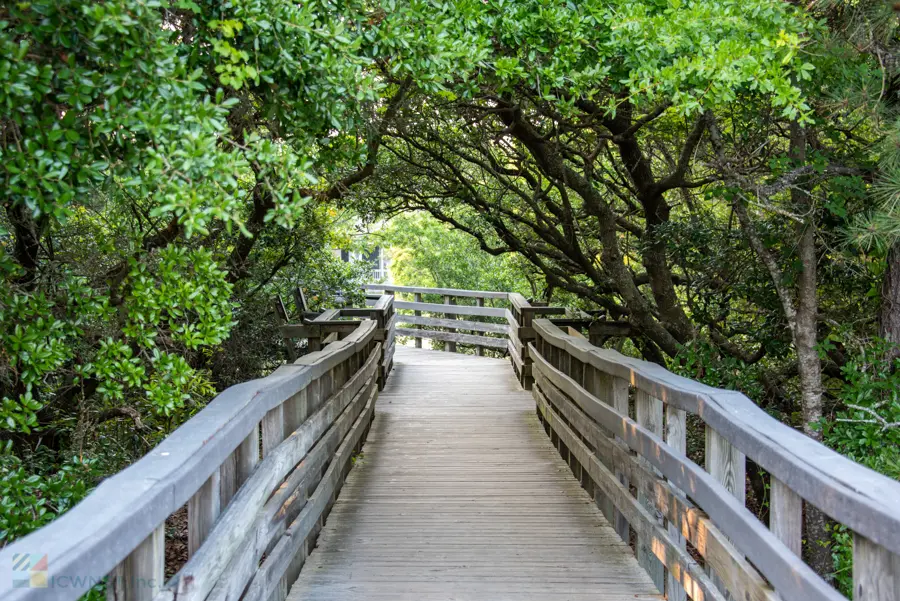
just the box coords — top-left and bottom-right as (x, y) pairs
(610, 375), (631, 543)
(853, 533), (900, 601)
(243, 376), (379, 601)
(107, 524), (165, 601)
(289, 347), (658, 601)
(770, 477), (802, 556)
(262, 405), (285, 457)
(391, 300), (507, 318)
(362, 283), (510, 299)
(530, 318), (900, 557)
(666, 404), (689, 601)
(534, 367), (780, 601)
(395, 327), (507, 349)
(414, 293), (422, 349)
(444, 295), (456, 353)
(635, 390), (666, 593)
(395, 313), (508, 334)
(476, 298), (485, 356)
(534, 386), (726, 601)
(168, 345), (381, 601)
(528, 347), (844, 601)
(188, 469), (221, 558)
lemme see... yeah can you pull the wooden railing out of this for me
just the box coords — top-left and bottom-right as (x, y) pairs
(363, 284), (508, 356)
(527, 314), (900, 601)
(1, 296), (396, 601)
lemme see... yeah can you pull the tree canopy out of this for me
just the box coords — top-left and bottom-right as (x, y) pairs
(3, 0), (900, 592)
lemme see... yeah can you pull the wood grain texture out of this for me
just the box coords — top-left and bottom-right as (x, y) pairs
(635, 390), (666, 592)
(394, 327), (507, 349)
(854, 533), (900, 601)
(534, 367), (778, 601)
(288, 346), (660, 601)
(665, 404), (689, 601)
(388, 300), (507, 318)
(528, 345), (843, 601)
(394, 313), (508, 334)
(531, 318), (900, 556)
(362, 283), (510, 299)
(770, 477), (802, 556)
(107, 525), (165, 601)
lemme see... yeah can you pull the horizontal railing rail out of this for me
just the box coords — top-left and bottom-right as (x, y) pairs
(526, 312), (900, 601)
(362, 283), (509, 299)
(365, 285), (511, 355)
(1, 296), (397, 601)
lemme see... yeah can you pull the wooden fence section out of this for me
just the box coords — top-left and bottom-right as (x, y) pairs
(365, 284), (508, 355)
(528, 317), (900, 601)
(1, 296), (396, 601)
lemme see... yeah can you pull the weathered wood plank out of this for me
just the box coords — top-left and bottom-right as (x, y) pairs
(289, 347), (658, 601)
(414, 293), (422, 349)
(635, 390), (666, 593)
(534, 367), (779, 601)
(444, 295), (456, 353)
(528, 346), (844, 601)
(476, 297), (486, 356)
(362, 283), (510, 299)
(853, 533), (900, 601)
(394, 313), (508, 334)
(395, 327), (507, 349)
(531, 318), (900, 557)
(665, 404), (689, 601)
(107, 525), (165, 601)
(390, 300), (507, 318)
(770, 477), (802, 557)
(188, 470), (221, 558)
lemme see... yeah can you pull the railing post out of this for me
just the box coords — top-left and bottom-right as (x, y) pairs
(635, 391), (666, 593)
(414, 293), (422, 349)
(853, 533), (900, 601)
(475, 297), (485, 356)
(665, 404), (689, 601)
(107, 525), (165, 601)
(444, 294), (456, 352)
(188, 469), (221, 558)
(705, 425), (746, 598)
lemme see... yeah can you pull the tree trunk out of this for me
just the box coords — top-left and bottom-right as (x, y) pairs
(880, 240), (900, 361)
(788, 123), (832, 580)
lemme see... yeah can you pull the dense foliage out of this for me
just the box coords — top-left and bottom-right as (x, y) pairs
(3, 0), (900, 594)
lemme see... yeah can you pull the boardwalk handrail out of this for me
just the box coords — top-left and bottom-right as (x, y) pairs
(365, 285), (510, 355)
(526, 314), (900, 601)
(1, 296), (396, 601)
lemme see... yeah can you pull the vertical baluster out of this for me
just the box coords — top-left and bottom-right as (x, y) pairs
(238, 424), (260, 483)
(853, 533), (900, 601)
(770, 477), (802, 556)
(188, 468), (221, 557)
(635, 390), (666, 593)
(262, 404), (285, 457)
(414, 293), (422, 348)
(476, 297), (485, 356)
(584, 365), (615, 526)
(665, 404), (688, 601)
(609, 374), (631, 542)
(705, 425), (746, 598)
(107, 524), (165, 601)
(445, 295), (456, 352)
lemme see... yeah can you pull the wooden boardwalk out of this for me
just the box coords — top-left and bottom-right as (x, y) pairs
(288, 346), (659, 601)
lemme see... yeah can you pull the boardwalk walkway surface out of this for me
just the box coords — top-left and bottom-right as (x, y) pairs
(288, 345), (659, 601)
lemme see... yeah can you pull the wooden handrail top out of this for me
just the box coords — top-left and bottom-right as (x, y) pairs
(0, 316), (384, 601)
(362, 283), (510, 299)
